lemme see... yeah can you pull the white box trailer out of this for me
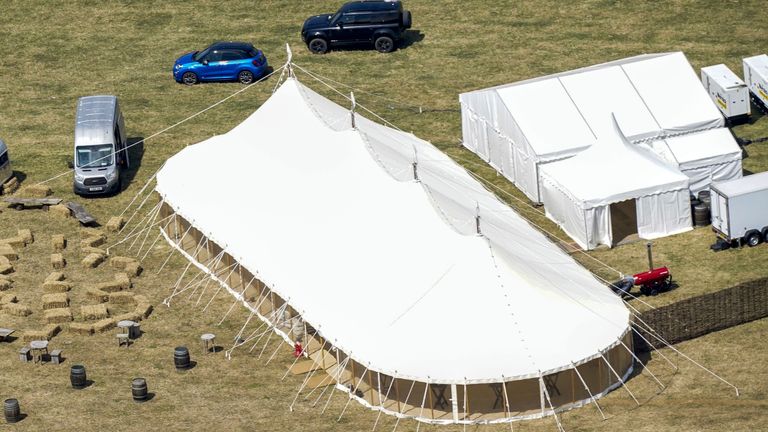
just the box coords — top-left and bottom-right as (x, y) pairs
(743, 54), (768, 110)
(701, 64), (750, 119)
(710, 171), (768, 246)
(0, 138), (12, 185)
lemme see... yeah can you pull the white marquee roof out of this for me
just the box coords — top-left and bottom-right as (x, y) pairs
(156, 78), (629, 383)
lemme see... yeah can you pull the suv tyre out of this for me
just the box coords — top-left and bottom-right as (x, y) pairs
(374, 36), (395, 53)
(309, 38), (329, 54)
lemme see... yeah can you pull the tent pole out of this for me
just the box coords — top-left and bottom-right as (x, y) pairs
(338, 363), (369, 421)
(571, 361), (606, 420)
(618, 338), (664, 390)
(463, 381), (468, 431)
(218, 275), (257, 326)
(392, 380), (416, 432)
(202, 262), (241, 311)
(311, 355), (347, 407)
(539, 373), (565, 432)
(428, 382), (434, 420)
(368, 369), (375, 405)
(599, 352), (639, 406)
(322, 356), (352, 414)
(415, 382), (429, 431)
(372, 372), (395, 432)
(501, 378), (512, 422)
(157, 221), (193, 274)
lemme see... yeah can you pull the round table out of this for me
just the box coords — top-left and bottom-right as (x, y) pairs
(201, 333), (216, 354)
(117, 320), (136, 330)
(29, 340), (48, 364)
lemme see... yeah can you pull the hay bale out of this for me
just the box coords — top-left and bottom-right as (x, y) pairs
(19, 184), (52, 198)
(17, 229), (33, 244)
(135, 303), (153, 319)
(45, 271), (65, 283)
(82, 253), (104, 268)
(81, 304), (109, 321)
(113, 312), (142, 323)
(106, 216), (125, 233)
(1, 176), (19, 195)
(51, 234), (66, 251)
(0, 237), (25, 248)
(0, 293), (16, 304)
(43, 281), (72, 293)
(80, 236), (105, 249)
(42, 293), (69, 310)
(80, 227), (105, 239)
(3, 303), (32, 317)
(0, 243), (18, 261)
(45, 308), (73, 324)
(115, 272), (132, 290)
(69, 323), (94, 336)
(86, 288), (109, 303)
(125, 262), (142, 277)
(93, 318), (116, 333)
(96, 280), (123, 293)
(0, 274), (11, 290)
(51, 253), (66, 269)
(110, 256), (137, 270)
(49, 204), (72, 219)
(81, 246), (106, 256)
(0, 260), (13, 275)
(22, 331), (48, 342)
(109, 291), (135, 304)
(44, 324), (60, 339)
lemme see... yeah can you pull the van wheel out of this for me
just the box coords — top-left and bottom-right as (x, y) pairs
(182, 72), (198, 85)
(374, 36), (394, 53)
(308, 38), (328, 54)
(238, 70), (254, 85)
(745, 230), (761, 247)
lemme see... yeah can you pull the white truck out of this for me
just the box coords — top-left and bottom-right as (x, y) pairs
(743, 54), (768, 111)
(701, 64), (750, 121)
(710, 171), (768, 247)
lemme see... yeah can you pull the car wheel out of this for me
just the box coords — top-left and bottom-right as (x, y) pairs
(238, 70), (254, 85)
(374, 36), (394, 53)
(308, 38), (328, 54)
(745, 230), (761, 247)
(182, 72), (198, 86)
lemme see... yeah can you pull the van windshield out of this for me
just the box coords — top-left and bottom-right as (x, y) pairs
(77, 144), (114, 168)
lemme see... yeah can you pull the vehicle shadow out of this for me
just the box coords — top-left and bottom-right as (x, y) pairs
(400, 29), (424, 49)
(120, 137), (145, 193)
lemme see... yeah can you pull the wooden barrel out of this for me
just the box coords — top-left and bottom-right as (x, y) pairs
(693, 203), (711, 227)
(174, 346), (190, 370)
(3, 398), (20, 423)
(131, 378), (148, 402)
(70, 365), (87, 389)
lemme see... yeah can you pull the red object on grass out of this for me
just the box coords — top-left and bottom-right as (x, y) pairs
(293, 342), (303, 358)
(632, 267), (670, 286)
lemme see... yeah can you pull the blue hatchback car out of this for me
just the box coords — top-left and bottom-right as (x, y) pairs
(173, 41), (268, 85)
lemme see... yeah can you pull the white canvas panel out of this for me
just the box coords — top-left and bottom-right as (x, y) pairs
(622, 52), (725, 134)
(585, 205), (612, 250)
(496, 78), (595, 159)
(157, 78), (630, 383)
(513, 145), (540, 202)
(558, 66), (661, 141)
(636, 189), (692, 239)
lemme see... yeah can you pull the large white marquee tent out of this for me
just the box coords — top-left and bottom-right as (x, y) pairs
(541, 117), (692, 250)
(155, 76), (634, 424)
(460, 52), (739, 203)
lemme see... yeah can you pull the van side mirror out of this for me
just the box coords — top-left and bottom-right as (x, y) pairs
(202, 60), (209, 66)
(67, 160), (74, 169)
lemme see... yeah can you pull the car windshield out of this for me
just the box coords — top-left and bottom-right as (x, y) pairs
(76, 144), (114, 168)
(193, 46), (213, 62)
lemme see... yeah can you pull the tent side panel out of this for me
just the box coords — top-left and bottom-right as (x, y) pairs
(541, 175), (590, 249)
(681, 159), (743, 194)
(636, 189), (692, 240)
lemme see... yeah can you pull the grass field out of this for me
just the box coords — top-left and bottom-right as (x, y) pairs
(0, 0), (767, 430)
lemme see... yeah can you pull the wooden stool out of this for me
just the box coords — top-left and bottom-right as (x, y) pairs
(117, 333), (130, 348)
(201, 333), (216, 354)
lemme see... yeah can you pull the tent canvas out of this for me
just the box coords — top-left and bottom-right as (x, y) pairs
(460, 52), (731, 203)
(156, 76), (633, 424)
(540, 116), (692, 250)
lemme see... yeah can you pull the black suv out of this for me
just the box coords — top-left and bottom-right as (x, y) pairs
(301, 0), (412, 54)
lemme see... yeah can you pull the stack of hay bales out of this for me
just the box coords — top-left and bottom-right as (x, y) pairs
(51, 234), (66, 251)
(43, 273), (72, 293)
(80, 304), (109, 321)
(110, 256), (142, 277)
(1, 175), (19, 195)
(42, 293), (69, 310)
(22, 324), (60, 342)
(81, 229), (107, 268)
(44, 308), (73, 324)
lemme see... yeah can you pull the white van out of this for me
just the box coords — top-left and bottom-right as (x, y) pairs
(73, 95), (129, 195)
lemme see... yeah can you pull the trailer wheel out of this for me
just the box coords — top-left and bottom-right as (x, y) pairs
(745, 230), (761, 247)
(762, 227), (768, 243)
